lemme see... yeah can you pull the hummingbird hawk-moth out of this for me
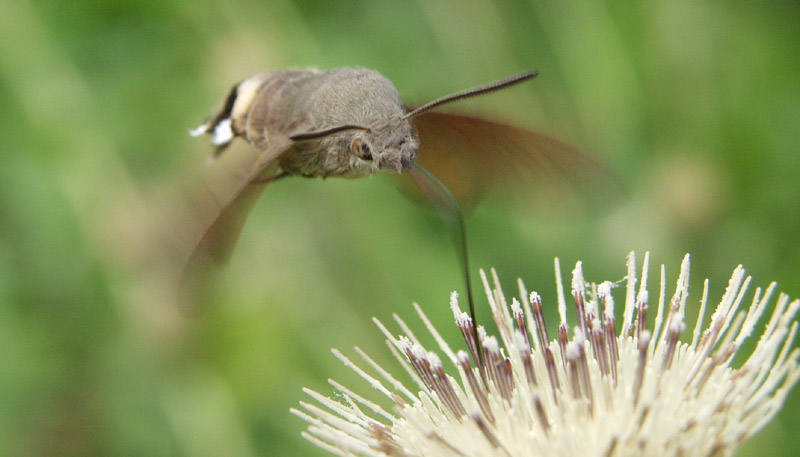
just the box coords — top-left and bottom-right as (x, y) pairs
(188, 67), (609, 370)
(188, 67), (603, 267)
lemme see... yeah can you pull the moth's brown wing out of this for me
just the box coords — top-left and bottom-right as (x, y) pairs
(402, 111), (616, 212)
(182, 136), (293, 271)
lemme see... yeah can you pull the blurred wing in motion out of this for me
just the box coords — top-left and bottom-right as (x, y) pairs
(181, 136), (293, 272)
(402, 111), (617, 212)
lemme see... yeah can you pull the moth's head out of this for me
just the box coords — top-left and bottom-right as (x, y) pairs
(289, 116), (419, 176)
(348, 117), (419, 174)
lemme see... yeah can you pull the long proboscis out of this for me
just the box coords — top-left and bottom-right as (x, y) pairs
(409, 164), (488, 385)
(402, 70), (539, 120)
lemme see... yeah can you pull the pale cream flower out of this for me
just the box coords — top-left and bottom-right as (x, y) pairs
(293, 253), (800, 457)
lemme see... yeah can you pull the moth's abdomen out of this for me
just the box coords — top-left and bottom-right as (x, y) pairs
(240, 69), (320, 149)
(191, 69), (320, 154)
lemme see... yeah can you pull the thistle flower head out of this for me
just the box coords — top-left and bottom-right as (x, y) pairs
(293, 253), (800, 457)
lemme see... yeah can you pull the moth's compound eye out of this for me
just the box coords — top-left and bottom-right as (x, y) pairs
(351, 137), (372, 161)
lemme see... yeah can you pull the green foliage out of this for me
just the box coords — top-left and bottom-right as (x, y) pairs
(0, 1), (798, 456)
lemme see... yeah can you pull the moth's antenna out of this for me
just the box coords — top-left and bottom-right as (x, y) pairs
(409, 164), (488, 386)
(403, 71), (539, 120)
(290, 125), (370, 141)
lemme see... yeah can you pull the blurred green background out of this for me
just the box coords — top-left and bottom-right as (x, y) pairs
(1, 0), (798, 456)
